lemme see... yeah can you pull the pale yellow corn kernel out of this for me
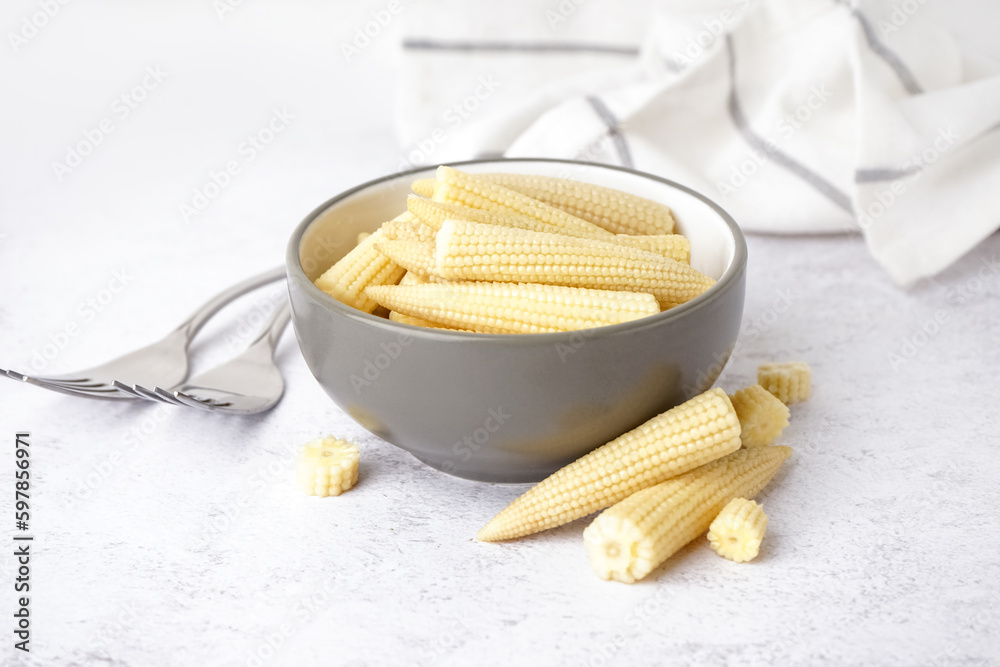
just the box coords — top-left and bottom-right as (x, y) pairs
(758, 362), (812, 405)
(356, 232), (371, 245)
(408, 194), (688, 262)
(583, 446), (791, 583)
(375, 241), (441, 280)
(367, 282), (659, 335)
(295, 436), (360, 497)
(729, 384), (790, 448)
(432, 166), (608, 238)
(387, 310), (462, 330)
(480, 172), (676, 235)
(435, 220), (714, 309)
(476, 388), (742, 541)
(708, 497), (769, 563)
(314, 229), (406, 313)
(381, 218), (437, 243)
(411, 178), (435, 197)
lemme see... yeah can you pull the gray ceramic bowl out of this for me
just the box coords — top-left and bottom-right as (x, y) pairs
(287, 159), (747, 483)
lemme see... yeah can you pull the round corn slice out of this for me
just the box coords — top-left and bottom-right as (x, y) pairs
(757, 361), (811, 405)
(296, 436), (360, 497)
(729, 384), (790, 447)
(707, 497), (769, 563)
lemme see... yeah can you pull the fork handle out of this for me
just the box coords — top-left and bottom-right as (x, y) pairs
(174, 266), (286, 342)
(251, 299), (292, 352)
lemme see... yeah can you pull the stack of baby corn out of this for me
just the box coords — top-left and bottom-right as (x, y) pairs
(313, 166), (716, 334)
(477, 364), (810, 583)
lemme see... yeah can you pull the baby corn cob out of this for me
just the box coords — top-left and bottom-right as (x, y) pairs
(375, 241), (440, 279)
(431, 166), (608, 238)
(708, 498), (769, 563)
(296, 436), (360, 497)
(729, 384), (790, 448)
(583, 446), (791, 583)
(411, 178), (435, 197)
(435, 220), (714, 309)
(476, 388), (742, 541)
(408, 195), (689, 262)
(381, 218), (437, 243)
(367, 282), (659, 334)
(388, 309), (469, 331)
(480, 172), (676, 235)
(314, 229), (406, 313)
(758, 362), (812, 405)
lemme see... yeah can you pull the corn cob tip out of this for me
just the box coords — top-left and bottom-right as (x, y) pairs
(729, 384), (790, 448)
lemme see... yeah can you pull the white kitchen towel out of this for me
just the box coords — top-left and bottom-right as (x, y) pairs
(396, 0), (1000, 285)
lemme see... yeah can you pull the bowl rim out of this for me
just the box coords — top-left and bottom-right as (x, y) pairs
(286, 158), (747, 342)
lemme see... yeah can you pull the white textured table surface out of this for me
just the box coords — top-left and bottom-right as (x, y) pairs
(2, 2), (999, 666)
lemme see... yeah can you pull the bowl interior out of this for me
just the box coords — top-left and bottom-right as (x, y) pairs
(298, 160), (738, 288)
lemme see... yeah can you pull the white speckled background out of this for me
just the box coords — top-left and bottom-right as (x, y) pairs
(1, 1), (999, 666)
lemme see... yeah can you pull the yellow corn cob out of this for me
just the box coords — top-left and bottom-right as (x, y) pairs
(314, 229), (406, 312)
(729, 384), (790, 448)
(381, 218), (437, 243)
(388, 310), (457, 330)
(476, 388), (742, 541)
(480, 172), (676, 235)
(408, 195), (689, 262)
(432, 166), (609, 238)
(411, 177), (435, 197)
(295, 436), (360, 497)
(707, 497), (769, 563)
(356, 232), (371, 245)
(583, 446), (791, 583)
(375, 241), (440, 279)
(367, 282), (659, 334)
(758, 362), (812, 405)
(435, 220), (714, 309)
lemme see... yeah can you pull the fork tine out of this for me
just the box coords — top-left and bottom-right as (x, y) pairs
(151, 387), (188, 406)
(129, 383), (175, 404)
(171, 391), (220, 411)
(18, 376), (136, 401)
(110, 380), (149, 399)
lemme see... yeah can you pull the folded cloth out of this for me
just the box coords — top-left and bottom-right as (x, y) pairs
(396, 0), (1000, 285)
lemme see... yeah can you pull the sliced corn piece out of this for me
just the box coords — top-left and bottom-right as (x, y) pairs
(708, 497), (769, 563)
(375, 241), (441, 280)
(729, 384), (790, 448)
(476, 388), (742, 541)
(296, 435), (360, 497)
(435, 220), (714, 309)
(409, 194), (688, 262)
(480, 172), (676, 235)
(583, 446), (791, 583)
(315, 229), (406, 313)
(367, 282), (659, 334)
(432, 166), (609, 238)
(758, 362), (812, 405)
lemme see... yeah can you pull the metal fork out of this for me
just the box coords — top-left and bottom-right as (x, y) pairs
(1, 266), (286, 400)
(119, 299), (291, 414)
